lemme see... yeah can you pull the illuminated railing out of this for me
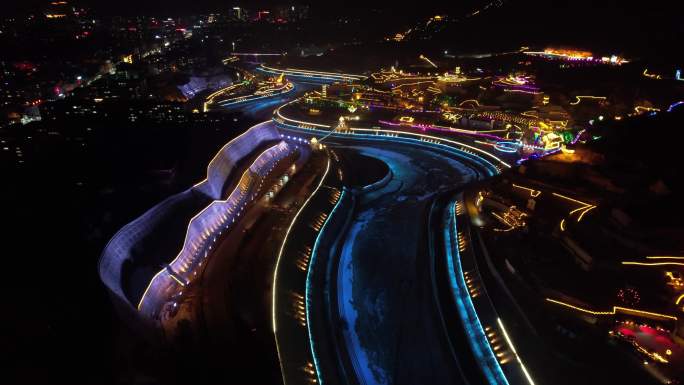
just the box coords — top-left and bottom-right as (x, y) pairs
(169, 142), (292, 282)
(205, 81), (248, 105)
(444, 199), (510, 385)
(646, 256), (684, 260)
(272, 158), (332, 385)
(622, 261), (684, 267)
(497, 318), (536, 385)
(273, 102), (510, 171)
(370, 71), (435, 83)
(378, 119), (507, 139)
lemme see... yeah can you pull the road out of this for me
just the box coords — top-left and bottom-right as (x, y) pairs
(217, 82), (318, 121)
(291, 135), (493, 385)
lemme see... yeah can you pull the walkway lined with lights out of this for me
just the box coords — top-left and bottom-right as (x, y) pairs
(444, 196), (537, 385)
(444, 197), (510, 385)
(272, 147), (357, 385)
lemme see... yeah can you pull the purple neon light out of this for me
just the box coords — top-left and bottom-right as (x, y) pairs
(570, 129), (586, 145)
(667, 101), (684, 113)
(516, 147), (561, 165)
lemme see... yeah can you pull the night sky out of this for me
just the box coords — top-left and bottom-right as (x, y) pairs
(3, 0), (678, 20)
(2, 0), (681, 64)
(3, 0), (679, 74)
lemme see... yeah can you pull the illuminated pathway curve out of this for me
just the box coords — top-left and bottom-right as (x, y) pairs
(276, 115), (510, 385)
(267, 73), (534, 383)
(331, 142), (484, 385)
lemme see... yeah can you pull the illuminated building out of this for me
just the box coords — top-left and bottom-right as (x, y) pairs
(524, 48), (628, 65)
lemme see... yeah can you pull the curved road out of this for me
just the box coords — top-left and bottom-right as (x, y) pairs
(207, 70), (508, 385)
(328, 141), (484, 385)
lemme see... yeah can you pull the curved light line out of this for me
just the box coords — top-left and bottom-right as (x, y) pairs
(646, 256), (684, 260)
(497, 318), (536, 385)
(676, 294), (684, 305)
(512, 183), (541, 197)
(306, 189), (346, 384)
(136, 269), (166, 310)
(275, 121), (501, 175)
(546, 298), (677, 320)
(622, 261), (684, 267)
(168, 143), (289, 271)
(272, 157), (331, 332)
(275, 100), (332, 128)
(446, 200), (510, 385)
(350, 128), (511, 168)
(260, 64), (366, 80)
(281, 67), (365, 79)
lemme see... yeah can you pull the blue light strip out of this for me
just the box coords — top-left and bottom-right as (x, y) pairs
(306, 189), (347, 385)
(444, 199), (509, 385)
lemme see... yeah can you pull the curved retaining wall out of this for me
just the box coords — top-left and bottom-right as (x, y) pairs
(138, 141), (296, 319)
(170, 140), (292, 283)
(195, 121), (282, 200)
(444, 196), (510, 385)
(99, 121), (289, 321)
